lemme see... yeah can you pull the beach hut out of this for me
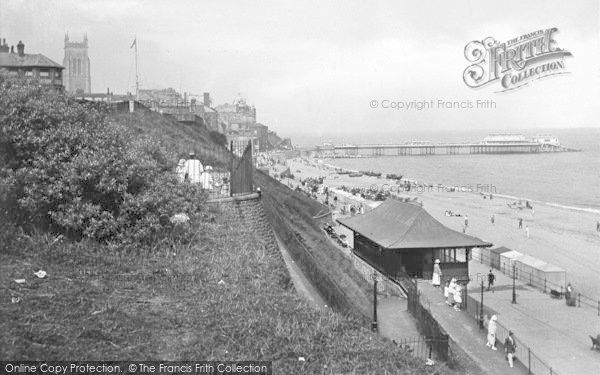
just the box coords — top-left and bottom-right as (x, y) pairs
(490, 246), (512, 270)
(536, 263), (566, 292)
(515, 255), (547, 286)
(337, 198), (492, 282)
(499, 250), (524, 276)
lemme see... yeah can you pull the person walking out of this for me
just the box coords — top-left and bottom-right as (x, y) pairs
(504, 331), (517, 368)
(518, 218), (523, 229)
(464, 215), (469, 228)
(491, 214), (495, 225)
(596, 221), (599, 233)
(525, 225), (530, 239)
(487, 269), (495, 291)
(444, 280), (451, 304)
(446, 278), (456, 306)
(486, 315), (498, 350)
(453, 283), (462, 311)
(432, 259), (442, 287)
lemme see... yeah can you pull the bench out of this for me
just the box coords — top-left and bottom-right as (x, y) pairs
(591, 336), (600, 350)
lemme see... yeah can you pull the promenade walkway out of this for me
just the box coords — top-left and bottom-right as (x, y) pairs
(413, 282), (529, 375)
(417, 260), (600, 375)
(465, 260), (600, 375)
(275, 234), (329, 311)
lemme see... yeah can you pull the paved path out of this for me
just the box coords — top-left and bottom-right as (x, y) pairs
(377, 296), (420, 341)
(418, 281), (529, 375)
(465, 260), (600, 375)
(275, 234), (329, 311)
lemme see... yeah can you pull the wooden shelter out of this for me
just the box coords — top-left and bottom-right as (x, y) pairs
(338, 198), (492, 282)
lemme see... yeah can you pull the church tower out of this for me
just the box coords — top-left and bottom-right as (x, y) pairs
(63, 33), (91, 94)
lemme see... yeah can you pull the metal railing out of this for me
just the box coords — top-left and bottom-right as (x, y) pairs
(394, 336), (450, 362)
(186, 140), (254, 199)
(405, 279), (452, 363)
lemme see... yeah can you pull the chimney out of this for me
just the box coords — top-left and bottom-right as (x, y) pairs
(17, 41), (24, 56)
(203, 92), (211, 106)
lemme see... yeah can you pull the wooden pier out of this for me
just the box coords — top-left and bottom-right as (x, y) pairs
(306, 142), (579, 157)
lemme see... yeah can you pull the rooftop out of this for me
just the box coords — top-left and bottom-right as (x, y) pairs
(338, 198), (492, 249)
(0, 52), (63, 69)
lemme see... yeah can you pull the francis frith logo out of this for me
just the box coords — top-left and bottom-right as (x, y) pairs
(463, 28), (572, 92)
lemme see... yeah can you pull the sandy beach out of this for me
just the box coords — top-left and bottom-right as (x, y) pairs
(275, 157), (600, 301)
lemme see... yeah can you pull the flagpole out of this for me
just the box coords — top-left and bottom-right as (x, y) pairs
(134, 35), (139, 101)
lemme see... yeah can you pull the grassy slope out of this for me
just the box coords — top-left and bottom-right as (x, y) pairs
(108, 107), (228, 168)
(255, 170), (374, 319)
(0, 109), (460, 374)
(0, 208), (456, 373)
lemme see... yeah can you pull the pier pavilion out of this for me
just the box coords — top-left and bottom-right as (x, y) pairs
(337, 198), (492, 282)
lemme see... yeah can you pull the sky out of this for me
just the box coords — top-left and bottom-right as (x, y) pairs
(1, 0), (599, 143)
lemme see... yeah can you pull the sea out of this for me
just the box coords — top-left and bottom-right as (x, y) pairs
(309, 128), (600, 214)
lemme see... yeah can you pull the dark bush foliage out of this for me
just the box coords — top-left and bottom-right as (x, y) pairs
(208, 130), (227, 147)
(0, 76), (206, 247)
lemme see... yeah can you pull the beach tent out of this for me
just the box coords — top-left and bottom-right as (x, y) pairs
(536, 263), (566, 291)
(490, 246), (512, 270)
(515, 255), (547, 286)
(499, 250), (524, 276)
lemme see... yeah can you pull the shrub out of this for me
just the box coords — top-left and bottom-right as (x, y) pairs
(208, 130), (227, 147)
(0, 75), (206, 247)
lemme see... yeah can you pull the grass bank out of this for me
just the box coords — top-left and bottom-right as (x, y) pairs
(0, 206), (458, 374)
(255, 170), (374, 320)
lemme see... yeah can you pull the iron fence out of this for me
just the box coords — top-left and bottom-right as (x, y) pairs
(183, 140), (254, 199)
(394, 336), (450, 362)
(404, 278), (451, 363)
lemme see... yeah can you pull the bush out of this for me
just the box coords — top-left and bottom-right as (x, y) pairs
(0, 75), (206, 247)
(208, 130), (227, 147)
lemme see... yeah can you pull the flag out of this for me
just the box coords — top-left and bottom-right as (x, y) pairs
(130, 38), (136, 49)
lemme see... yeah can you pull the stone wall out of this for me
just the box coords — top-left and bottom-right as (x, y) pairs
(208, 193), (281, 261)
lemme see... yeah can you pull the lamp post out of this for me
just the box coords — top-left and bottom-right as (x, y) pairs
(479, 278), (485, 329)
(371, 272), (378, 332)
(512, 263), (517, 304)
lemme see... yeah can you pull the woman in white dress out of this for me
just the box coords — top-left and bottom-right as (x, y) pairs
(453, 283), (462, 311)
(486, 315), (498, 350)
(432, 259), (442, 287)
